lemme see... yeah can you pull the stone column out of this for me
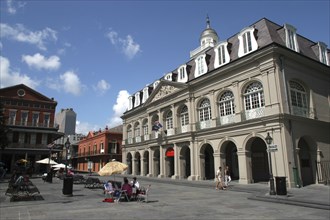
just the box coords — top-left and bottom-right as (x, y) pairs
(172, 143), (180, 179)
(147, 148), (153, 177)
(158, 146), (165, 178)
(237, 150), (251, 184)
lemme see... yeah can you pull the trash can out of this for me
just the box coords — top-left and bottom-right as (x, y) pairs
(275, 176), (287, 195)
(63, 176), (73, 196)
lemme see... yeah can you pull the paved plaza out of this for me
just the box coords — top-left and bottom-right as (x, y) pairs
(0, 175), (329, 220)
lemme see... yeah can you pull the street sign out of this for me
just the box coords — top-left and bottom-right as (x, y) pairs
(268, 144), (278, 152)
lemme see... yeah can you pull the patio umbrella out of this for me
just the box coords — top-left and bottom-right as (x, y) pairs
(98, 161), (128, 178)
(52, 163), (71, 169)
(36, 158), (58, 165)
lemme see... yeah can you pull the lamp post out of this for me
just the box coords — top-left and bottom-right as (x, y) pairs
(64, 137), (70, 176)
(63, 137), (73, 196)
(265, 132), (276, 195)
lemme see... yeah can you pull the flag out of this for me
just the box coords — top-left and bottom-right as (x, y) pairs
(152, 121), (163, 131)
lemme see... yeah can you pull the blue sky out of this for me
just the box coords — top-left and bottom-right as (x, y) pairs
(1, 0), (329, 135)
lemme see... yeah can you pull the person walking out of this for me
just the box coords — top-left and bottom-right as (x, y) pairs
(215, 166), (225, 190)
(224, 165), (231, 187)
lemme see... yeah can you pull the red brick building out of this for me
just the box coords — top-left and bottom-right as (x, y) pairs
(76, 125), (123, 173)
(0, 84), (62, 173)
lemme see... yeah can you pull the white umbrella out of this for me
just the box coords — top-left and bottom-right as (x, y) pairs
(36, 158), (58, 165)
(52, 163), (71, 169)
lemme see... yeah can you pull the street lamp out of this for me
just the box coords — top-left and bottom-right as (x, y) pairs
(265, 132), (276, 195)
(63, 137), (73, 196)
(64, 137), (70, 176)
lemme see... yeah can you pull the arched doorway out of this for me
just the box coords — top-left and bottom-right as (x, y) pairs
(250, 138), (269, 182)
(126, 153), (132, 174)
(165, 147), (174, 177)
(134, 152), (141, 175)
(200, 144), (214, 180)
(224, 141), (239, 180)
(142, 151), (149, 176)
(180, 146), (191, 179)
(298, 138), (315, 186)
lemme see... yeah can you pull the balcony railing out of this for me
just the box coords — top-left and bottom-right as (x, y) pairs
(292, 106), (315, 119)
(241, 107), (265, 121)
(7, 121), (58, 128)
(216, 115), (235, 126)
(196, 120), (212, 130)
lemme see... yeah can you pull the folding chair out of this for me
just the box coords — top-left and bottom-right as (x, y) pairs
(137, 184), (151, 203)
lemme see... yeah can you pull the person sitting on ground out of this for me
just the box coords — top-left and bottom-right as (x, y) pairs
(104, 180), (114, 198)
(130, 177), (140, 200)
(121, 177), (132, 200)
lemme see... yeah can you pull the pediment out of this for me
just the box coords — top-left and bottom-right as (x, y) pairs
(146, 80), (187, 105)
(0, 84), (55, 102)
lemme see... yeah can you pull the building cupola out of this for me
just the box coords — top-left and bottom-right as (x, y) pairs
(199, 15), (219, 47)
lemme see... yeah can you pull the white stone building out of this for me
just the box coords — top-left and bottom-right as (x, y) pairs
(121, 17), (330, 188)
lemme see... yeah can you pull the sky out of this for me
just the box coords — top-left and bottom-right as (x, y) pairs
(1, 0), (329, 135)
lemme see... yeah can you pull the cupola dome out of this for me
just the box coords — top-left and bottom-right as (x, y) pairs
(200, 15), (218, 47)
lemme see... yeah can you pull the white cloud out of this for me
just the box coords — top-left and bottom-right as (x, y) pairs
(0, 23), (57, 50)
(75, 121), (99, 135)
(105, 29), (141, 59)
(107, 90), (130, 127)
(93, 79), (110, 95)
(6, 0), (26, 14)
(7, 0), (16, 14)
(22, 53), (61, 70)
(0, 56), (39, 89)
(59, 71), (82, 96)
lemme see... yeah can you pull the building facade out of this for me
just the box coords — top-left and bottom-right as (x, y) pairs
(76, 125), (123, 172)
(55, 108), (76, 135)
(0, 84), (63, 173)
(121, 18), (330, 188)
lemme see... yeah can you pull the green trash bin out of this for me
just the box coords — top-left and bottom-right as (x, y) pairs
(63, 176), (73, 196)
(275, 176), (287, 195)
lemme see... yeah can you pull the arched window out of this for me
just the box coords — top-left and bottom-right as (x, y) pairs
(142, 120), (148, 135)
(244, 82), (265, 110)
(127, 125), (133, 144)
(180, 105), (189, 126)
(134, 122), (140, 137)
(290, 81), (308, 117)
(166, 111), (173, 130)
(219, 91), (235, 116)
(199, 99), (211, 122)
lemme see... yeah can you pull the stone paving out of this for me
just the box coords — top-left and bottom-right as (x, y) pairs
(0, 174), (329, 220)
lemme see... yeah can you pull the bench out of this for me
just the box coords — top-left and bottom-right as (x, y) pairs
(5, 176), (40, 201)
(84, 177), (103, 188)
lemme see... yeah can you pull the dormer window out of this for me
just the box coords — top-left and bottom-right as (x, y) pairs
(177, 65), (187, 83)
(318, 42), (329, 65)
(142, 86), (149, 103)
(165, 73), (172, 81)
(134, 92), (141, 107)
(128, 96), (133, 110)
(238, 27), (258, 57)
(153, 80), (160, 89)
(214, 42), (230, 68)
(284, 24), (299, 52)
(194, 54), (207, 78)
